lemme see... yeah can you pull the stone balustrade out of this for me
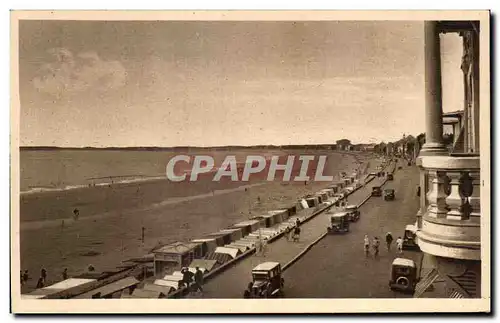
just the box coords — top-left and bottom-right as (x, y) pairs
(416, 154), (481, 260)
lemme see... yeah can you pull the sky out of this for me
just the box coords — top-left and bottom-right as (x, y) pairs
(18, 20), (464, 147)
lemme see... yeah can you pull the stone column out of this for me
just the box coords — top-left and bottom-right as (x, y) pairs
(420, 21), (448, 156)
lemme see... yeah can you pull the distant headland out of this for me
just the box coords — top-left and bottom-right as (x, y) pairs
(19, 144), (340, 151)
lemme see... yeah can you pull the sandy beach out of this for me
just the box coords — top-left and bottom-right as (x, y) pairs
(19, 150), (369, 292)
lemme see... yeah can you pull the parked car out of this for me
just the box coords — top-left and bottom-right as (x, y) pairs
(247, 262), (284, 298)
(389, 258), (418, 294)
(387, 173), (394, 181)
(327, 212), (350, 234)
(344, 205), (360, 222)
(402, 225), (420, 251)
(384, 188), (395, 201)
(372, 186), (382, 197)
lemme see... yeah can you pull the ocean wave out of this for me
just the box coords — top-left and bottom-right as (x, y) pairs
(20, 175), (168, 195)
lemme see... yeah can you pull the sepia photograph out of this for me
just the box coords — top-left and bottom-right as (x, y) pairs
(10, 10), (490, 314)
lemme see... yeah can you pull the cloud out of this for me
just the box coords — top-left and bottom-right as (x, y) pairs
(33, 48), (127, 98)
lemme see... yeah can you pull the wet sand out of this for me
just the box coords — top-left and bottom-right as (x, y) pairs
(19, 150), (370, 292)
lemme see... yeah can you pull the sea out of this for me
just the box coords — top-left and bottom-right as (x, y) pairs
(19, 149), (284, 195)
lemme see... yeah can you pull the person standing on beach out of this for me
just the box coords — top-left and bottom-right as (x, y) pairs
(73, 208), (79, 221)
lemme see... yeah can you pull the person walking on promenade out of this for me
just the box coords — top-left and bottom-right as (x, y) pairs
(364, 235), (370, 256)
(372, 237), (380, 257)
(396, 237), (404, 254)
(293, 226), (301, 242)
(181, 268), (194, 289)
(193, 267), (204, 295)
(62, 268), (68, 280)
(261, 239), (268, 255)
(23, 270), (29, 284)
(286, 225), (292, 241)
(36, 276), (44, 289)
(41, 268), (47, 283)
(385, 232), (394, 251)
(20, 271), (24, 285)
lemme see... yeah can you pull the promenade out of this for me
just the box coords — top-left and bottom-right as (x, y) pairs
(199, 157), (392, 298)
(283, 160), (421, 298)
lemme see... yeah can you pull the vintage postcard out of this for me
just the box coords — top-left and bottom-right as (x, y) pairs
(10, 10), (491, 314)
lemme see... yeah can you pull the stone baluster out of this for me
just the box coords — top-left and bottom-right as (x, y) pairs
(426, 170), (449, 218)
(468, 171), (481, 219)
(446, 171), (465, 220)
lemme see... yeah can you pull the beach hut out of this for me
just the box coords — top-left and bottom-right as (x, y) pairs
(305, 196), (319, 208)
(316, 192), (328, 202)
(252, 214), (274, 228)
(286, 206), (295, 217)
(219, 227), (244, 242)
(297, 199), (309, 212)
(189, 259), (217, 272)
(75, 276), (140, 299)
(214, 246), (241, 259)
(153, 242), (202, 276)
(190, 238), (219, 257)
(268, 209), (288, 223)
(328, 185), (339, 194)
(225, 243), (251, 253)
(153, 279), (180, 291)
(232, 220), (261, 235)
(207, 231), (234, 245)
(25, 278), (98, 299)
(236, 238), (258, 248)
(162, 273), (184, 283)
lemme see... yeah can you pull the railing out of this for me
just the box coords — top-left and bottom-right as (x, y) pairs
(416, 154), (481, 260)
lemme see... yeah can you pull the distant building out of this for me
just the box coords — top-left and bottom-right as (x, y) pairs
(335, 139), (351, 151)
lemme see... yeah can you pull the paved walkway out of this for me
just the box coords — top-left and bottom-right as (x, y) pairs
(198, 157), (391, 298)
(282, 160), (422, 298)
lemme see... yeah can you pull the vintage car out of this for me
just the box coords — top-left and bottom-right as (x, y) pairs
(344, 205), (360, 222)
(247, 262), (284, 298)
(398, 166), (403, 170)
(402, 225), (420, 251)
(389, 258), (418, 293)
(371, 186), (382, 197)
(327, 212), (350, 234)
(384, 188), (395, 201)
(387, 173), (394, 181)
